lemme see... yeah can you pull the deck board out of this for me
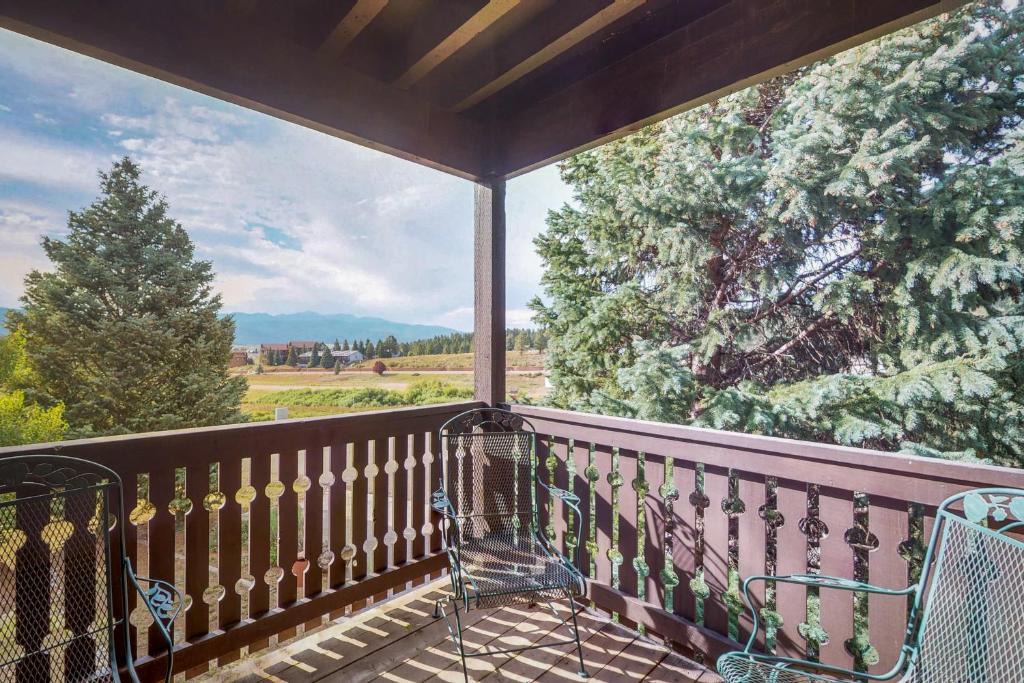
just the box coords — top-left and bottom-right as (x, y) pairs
(199, 580), (722, 682)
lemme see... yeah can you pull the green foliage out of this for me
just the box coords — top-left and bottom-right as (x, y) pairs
(320, 350), (335, 369)
(0, 327), (67, 445)
(285, 347), (298, 367)
(11, 158), (246, 437)
(254, 379), (472, 412)
(532, 2), (1024, 464)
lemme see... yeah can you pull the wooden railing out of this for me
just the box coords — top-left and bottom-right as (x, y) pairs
(513, 404), (1024, 676)
(0, 401), (480, 680)
(4, 400), (1023, 679)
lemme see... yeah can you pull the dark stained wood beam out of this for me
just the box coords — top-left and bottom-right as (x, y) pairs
(474, 179), (506, 405)
(0, 3), (488, 180)
(492, 0), (964, 177)
(316, 0), (389, 63)
(395, 0), (520, 90)
(452, 0), (646, 112)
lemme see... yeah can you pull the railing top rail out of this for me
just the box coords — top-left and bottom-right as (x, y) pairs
(508, 404), (1024, 498)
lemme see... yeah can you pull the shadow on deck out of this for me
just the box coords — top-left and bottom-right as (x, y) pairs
(203, 579), (723, 682)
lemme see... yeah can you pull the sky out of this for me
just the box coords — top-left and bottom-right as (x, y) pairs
(0, 29), (574, 331)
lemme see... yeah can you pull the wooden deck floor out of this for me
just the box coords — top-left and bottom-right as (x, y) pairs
(203, 580), (724, 682)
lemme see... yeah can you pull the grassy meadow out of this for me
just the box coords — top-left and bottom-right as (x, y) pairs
(238, 353), (547, 420)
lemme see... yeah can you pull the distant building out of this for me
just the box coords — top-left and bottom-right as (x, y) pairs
(228, 350), (250, 367)
(331, 349), (364, 365)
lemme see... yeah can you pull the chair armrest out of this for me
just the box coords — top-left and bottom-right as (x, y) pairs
(125, 562), (183, 683)
(744, 573), (918, 596)
(431, 488), (456, 517)
(538, 481), (584, 567)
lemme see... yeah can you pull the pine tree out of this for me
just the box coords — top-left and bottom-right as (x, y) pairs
(285, 347), (298, 367)
(333, 338), (341, 351)
(532, 1), (1024, 465)
(310, 343), (320, 368)
(366, 340), (376, 359)
(12, 158), (246, 436)
(342, 339), (350, 351)
(320, 350), (335, 369)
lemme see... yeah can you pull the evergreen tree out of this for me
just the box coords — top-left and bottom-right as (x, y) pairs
(333, 338), (341, 351)
(285, 347), (298, 367)
(532, 2), (1024, 465)
(12, 158), (246, 436)
(342, 339), (350, 351)
(320, 350), (335, 369)
(310, 343), (320, 368)
(366, 340), (375, 359)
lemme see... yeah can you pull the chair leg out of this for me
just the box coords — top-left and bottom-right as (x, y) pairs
(568, 593), (589, 678)
(451, 598), (470, 683)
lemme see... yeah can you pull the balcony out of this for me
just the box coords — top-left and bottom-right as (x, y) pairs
(3, 401), (1022, 681)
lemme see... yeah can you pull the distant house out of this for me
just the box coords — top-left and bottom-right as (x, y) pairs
(228, 350), (250, 367)
(331, 349), (363, 365)
(260, 343), (289, 365)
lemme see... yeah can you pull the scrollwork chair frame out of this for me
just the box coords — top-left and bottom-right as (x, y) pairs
(718, 487), (1024, 682)
(431, 408), (589, 683)
(0, 454), (182, 682)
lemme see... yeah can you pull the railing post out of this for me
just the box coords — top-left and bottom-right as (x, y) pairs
(474, 177), (506, 405)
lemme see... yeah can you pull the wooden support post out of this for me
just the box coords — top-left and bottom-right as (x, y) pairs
(474, 178), (506, 405)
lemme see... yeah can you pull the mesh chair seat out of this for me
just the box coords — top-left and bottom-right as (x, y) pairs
(717, 653), (852, 683)
(458, 530), (583, 609)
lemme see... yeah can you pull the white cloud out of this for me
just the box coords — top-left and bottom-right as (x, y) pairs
(0, 203), (64, 306)
(0, 29), (573, 329)
(0, 104), (12, 113)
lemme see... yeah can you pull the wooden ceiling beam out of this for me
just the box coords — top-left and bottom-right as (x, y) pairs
(491, 0), (963, 177)
(394, 0), (520, 90)
(315, 0), (389, 63)
(452, 0), (645, 112)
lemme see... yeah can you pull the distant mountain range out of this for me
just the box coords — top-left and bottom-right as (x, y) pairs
(0, 307), (461, 345)
(228, 311), (459, 345)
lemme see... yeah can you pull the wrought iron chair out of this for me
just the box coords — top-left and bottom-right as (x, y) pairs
(718, 487), (1024, 682)
(0, 455), (182, 682)
(431, 407), (589, 682)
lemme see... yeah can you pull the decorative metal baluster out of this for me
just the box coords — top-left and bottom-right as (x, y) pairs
(758, 477), (784, 652)
(845, 492), (880, 671)
(690, 463), (710, 627)
(565, 439), (578, 565)
(798, 484), (830, 661)
(608, 447), (624, 615)
(899, 502), (926, 613)
(659, 455), (680, 613)
(722, 470), (746, 641)
(546, 436), (557, 543)
(633, 452), (649, 634)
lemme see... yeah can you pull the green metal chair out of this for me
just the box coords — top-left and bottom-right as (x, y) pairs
(431, 407), (589, 683)
(717, 487), (1024, 682)
(0, 455), (182, 682)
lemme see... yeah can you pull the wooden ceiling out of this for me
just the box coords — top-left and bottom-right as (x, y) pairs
(0, 0), (960, 180)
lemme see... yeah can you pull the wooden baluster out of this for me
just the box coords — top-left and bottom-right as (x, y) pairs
(350, 440), (370, 612)
(15, 492), (51, 682)
(868, 497), (910, 676)
(818, 487), (854, 669)
(248, 452), (272, 652)
(410, 432), (427, 570)
(552, 437), (571, 556)
(571, 440), (592, 575)
(643, 453), (668, 615)
(184, 462), (211, 677)
(618, 449), (640, 604)
(115, 469), (141, 665)
(592, 444), (615, 593)
(65, 488), (98, 680)
(327, 441), (348, 620)
(702, 464), (730, 637)
(774, 478), (807, 660)
(392, 433), (411, 572)
(371, 436), (390, 603)
(147, 467), (176, 656)
(737, 471), (767, 648)
(218, 459), (243, 666)
(305, 444), (326, 604)
(278, 447), (300, 620)
(671, 458), (697, 623)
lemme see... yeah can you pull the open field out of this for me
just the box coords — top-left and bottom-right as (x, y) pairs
(240, 369), (547, 420)
(348, 350), (544, 371)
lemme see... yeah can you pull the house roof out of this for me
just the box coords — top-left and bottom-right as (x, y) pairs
(260, 343), (289, 351)
(0, 1), (958, 181)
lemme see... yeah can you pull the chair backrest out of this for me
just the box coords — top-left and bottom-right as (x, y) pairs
(439, 408), (537, 542)
(911, 489), (1024, 682)
(0, 455), (125, 682)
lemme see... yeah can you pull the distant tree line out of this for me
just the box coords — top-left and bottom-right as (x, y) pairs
(261, 328), (548, 367)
